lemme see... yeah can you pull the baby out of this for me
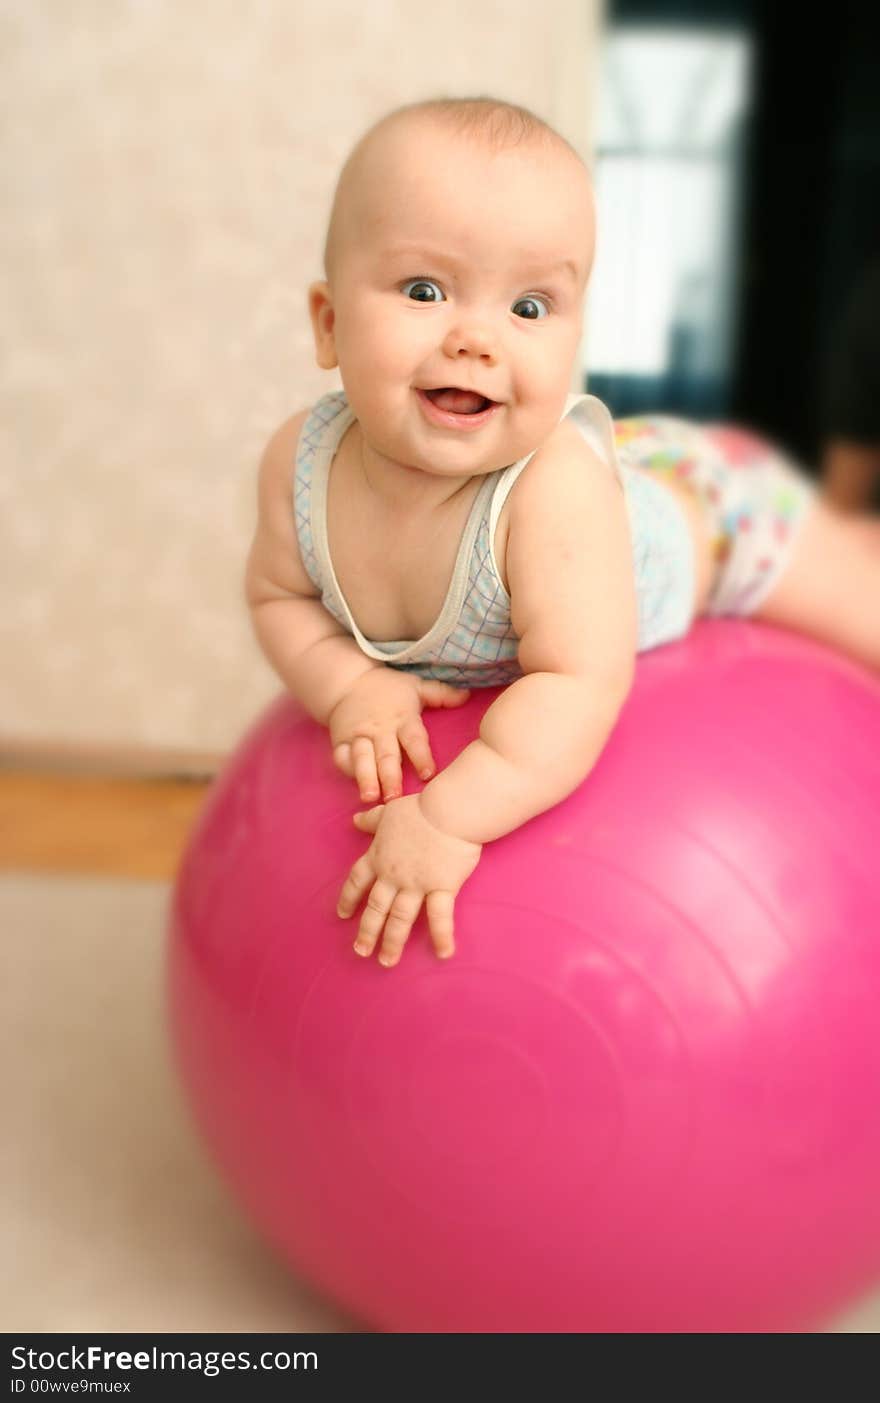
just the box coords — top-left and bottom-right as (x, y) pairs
(246, 97), (880, 969)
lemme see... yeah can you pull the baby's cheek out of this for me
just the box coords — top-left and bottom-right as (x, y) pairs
(511, 394), (568, 451)
(518, 344), (572, 403)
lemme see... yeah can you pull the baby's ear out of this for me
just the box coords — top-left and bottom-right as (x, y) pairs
(308, 281), (338, 369)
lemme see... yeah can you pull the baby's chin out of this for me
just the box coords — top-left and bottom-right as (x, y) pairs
(398, 432), (534, 479)
(375, 443), (507, 479)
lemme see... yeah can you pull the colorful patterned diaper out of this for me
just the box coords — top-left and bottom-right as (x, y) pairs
(613, 417), (817, 616)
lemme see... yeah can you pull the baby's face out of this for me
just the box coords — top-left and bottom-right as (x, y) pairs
(312, 119), (595, 477)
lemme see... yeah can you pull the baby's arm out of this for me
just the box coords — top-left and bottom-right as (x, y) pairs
(338, 419), (638, 965)
(246, 411), (467, 798)
(420, 416), (638, 842)
(246, 411), (383, 722)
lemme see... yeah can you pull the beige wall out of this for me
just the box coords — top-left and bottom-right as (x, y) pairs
(1, 0), (602, 758)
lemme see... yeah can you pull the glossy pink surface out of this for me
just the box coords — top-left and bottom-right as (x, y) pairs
(168, 622), (880, 1332)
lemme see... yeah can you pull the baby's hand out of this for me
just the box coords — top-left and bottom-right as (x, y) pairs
(327, 670), (470, 804)
(337, 794), (482, 967)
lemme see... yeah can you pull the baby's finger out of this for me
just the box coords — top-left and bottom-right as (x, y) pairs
(399, 717), (435, 782)
(350, 735), (380, 803)
(353, 878), (397, 956)
(374, 735), (403, 800)
(352, 805), (383, 835)
(332, 742), (353, 777)
(418, 680), (471, 709)
(337, 853), (375, 919)
(377, 889), (423, 968)
(426, 890), (456, 959)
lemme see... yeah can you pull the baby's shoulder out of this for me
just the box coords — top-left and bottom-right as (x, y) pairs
(260, 406), (311, 476)
(493, 416), (625, 595)
(247, 406), (317, 599)
(260, 390), (348, 484)
(255, 407), (312, 512)
(507, 414), (621, 522)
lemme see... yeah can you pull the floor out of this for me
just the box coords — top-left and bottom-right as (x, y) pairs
(2, 773), (358, 1333)
(2, 773), (878, 1333)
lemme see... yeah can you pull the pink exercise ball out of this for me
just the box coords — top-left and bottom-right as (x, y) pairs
(168, 621), (880, 1332)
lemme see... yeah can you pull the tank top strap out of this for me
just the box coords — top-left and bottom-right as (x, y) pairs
(293, 390), (354, 593)
(563, 392), (623, 482)
(487, 392), (622, 556)
(488, 450), (536, 561)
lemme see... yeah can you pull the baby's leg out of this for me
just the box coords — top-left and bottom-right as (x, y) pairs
(752, 502), (880, 671)
(616, 415), (879, 670)
(695, 424), (880, 670)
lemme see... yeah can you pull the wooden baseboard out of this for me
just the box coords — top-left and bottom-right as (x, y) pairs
(1, 770), (211, 878)
(0, 737), (226, 781)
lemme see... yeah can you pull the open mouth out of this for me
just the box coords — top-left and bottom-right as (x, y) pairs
(423, 387), (496, 415)
(416, 386), (501, 431)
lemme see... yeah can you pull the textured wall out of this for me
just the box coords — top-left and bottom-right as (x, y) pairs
(1, 0), (600, 754)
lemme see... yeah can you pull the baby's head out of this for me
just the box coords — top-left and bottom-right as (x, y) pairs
(309, 98), (596, 477)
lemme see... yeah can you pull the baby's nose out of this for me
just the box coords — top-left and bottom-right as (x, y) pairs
(441, 321), (498, 363)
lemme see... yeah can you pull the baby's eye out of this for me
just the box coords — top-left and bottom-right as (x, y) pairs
(401, 279), (446, 303)
(512, 295), (550, 320)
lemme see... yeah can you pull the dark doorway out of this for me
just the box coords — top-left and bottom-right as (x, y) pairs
(588, 0), (880, 478)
